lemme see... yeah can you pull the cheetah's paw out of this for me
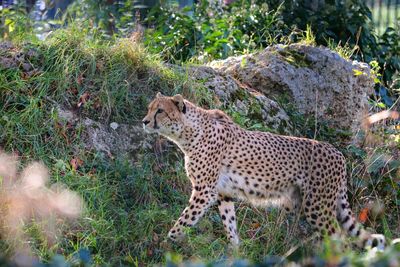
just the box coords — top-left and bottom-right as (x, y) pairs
(365, 234), (386, 251)
(168, 229), (185, 242)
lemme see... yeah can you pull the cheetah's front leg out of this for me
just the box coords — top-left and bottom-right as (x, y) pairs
(217, 195), (239, 246)
(168, 188), (217, 241)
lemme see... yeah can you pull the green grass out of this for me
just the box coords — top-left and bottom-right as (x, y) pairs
(0, 25), (399, 266)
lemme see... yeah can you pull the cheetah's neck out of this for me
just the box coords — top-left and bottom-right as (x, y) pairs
(164, 103), (206, 155)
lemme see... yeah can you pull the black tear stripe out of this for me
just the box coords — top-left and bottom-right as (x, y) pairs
(153, 112), (158, 129)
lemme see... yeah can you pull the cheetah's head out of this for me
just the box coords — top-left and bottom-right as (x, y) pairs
(142, 92), (186, 139)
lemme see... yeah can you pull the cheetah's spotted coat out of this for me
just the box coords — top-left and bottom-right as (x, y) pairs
(142, 93), (385, 249)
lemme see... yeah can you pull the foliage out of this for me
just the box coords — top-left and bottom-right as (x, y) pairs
(65, 0), (148, 38)
(144, 0), (284, 63)
(373, 25), (400, 106)
(0, 3), (35, 41)
(267, 0), (375, 56)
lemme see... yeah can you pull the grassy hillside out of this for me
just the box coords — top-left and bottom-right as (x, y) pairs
(0, 26), (189, 264)
(0, 26), (399, 266)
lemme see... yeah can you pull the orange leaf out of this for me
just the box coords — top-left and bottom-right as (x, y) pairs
(359, 207), (369, 223)
(70, 157), (83, 171)
(77, 92), (90, 108)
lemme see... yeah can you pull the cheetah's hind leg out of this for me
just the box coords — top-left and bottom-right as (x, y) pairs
(303, 190), (340, 238)
(217, 195), (239, 247)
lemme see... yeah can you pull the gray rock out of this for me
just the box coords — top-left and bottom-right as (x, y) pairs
(82, 118), (154, 156)
(57, 107), (77, 123)
(254, 93), (291, 130)
(110, 122), (119, 130)
(0, 42), (38, 72)
(0, 57), (18, 69)
(207, 44), (374, 131)
(0, 41), (14, 51)
(21, 63), (32, 72)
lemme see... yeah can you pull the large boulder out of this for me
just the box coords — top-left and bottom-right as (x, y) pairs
(82, 118), (153, 157)
(56, 106), (155, 158)
(204, 44), (374, 131)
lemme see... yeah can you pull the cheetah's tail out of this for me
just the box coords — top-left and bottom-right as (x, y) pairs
(337, 192), (385, 249)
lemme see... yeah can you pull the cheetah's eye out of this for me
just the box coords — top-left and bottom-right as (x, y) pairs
(156, 108), (164, 114)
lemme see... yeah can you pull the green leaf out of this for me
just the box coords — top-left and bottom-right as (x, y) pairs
(353, 69), (364, 76)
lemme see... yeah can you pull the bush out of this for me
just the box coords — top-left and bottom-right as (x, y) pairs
(0, 3), (35, 41)
(144, 0), (284, 63)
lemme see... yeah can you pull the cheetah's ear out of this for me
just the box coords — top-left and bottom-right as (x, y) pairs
(172, 94), (186, 114)
(156, 92), (163, 98)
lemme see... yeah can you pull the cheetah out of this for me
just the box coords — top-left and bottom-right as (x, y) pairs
(142, 93), (385, 249)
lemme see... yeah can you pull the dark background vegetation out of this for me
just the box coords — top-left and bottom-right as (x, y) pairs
(0, 0), (399, 266)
